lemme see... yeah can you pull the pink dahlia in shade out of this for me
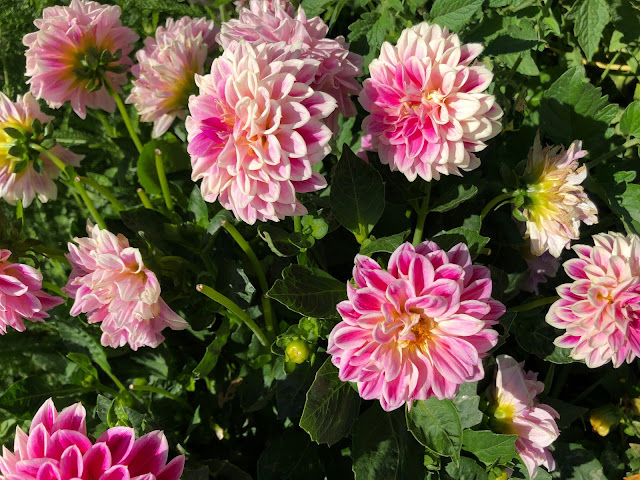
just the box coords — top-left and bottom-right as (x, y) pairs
(186, 41), (337, 224)
(0, 93), (83, 207)
(218, 0), (362, 131)
(327, 241), (505, 411)
(0, 249), (64, 334)
(520, 133), (598, 257)
(359, 22), (503, 182)
(523, 252), (559, 295)
(64, 222), (189, 350)
(23, 0), (139, 119)
(488, 355), (559, 479)
(0, 398), (185, 480)
(546, 232), (640, 368)
(127, 17), (219, 138)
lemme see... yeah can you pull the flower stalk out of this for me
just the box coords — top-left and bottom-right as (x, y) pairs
(155, 149), (174, 212)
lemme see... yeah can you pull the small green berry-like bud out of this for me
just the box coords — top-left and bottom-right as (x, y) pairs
(285, 340), (310, 364)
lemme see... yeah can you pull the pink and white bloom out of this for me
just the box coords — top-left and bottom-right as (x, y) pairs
(0, 249), (63, 334)
(64, 223), (189, 350)
(546, 232), (640, 368)
(0, 398), (184, 480)
(520, 134), (598, 257)
(128, 17), (219, 138)
(327, 241), (504, 411)
(0, 93), (82, 207)
(359, 22), (503, 182)
(218, 0), (362, 131)
(489, 355), (559, 479)
(23, 0), (139, 119)
(186, 41), (337, 224)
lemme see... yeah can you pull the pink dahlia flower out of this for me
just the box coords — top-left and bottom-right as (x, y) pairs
(0, 398), (184, 480)
(0, 249), (63, 334)
(23, 0), (139, 119)
(359, 22), (503, 182)
(186, 41), (337, 224)
(64, 222), (189, 350)
(327, 241), (505, 411)
(489, 355), (559, 479)
(520, 134), (598, 257)
(523, 252), (559, 295)
(218, 0), (362, 131)
(546, 232), (640, 368)
(128, 17), (219, 138)
(0, 93), (82, 207)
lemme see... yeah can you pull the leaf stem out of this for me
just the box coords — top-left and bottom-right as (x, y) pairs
(480, 192), (514, 221)
(74, 176), (107, 229)
(79, 176), (125, 211)
(137, 188), (153, 209)
(154, 149), (174, 212)
(104, 77), (143, 153)
(196, 284), (269, 346)
(412, 184), (431, 246)
(129, 383), (190, 407)
(508, 295), (560, 313)
(586, 138), (640, 169)
(221, 221), (275, 337)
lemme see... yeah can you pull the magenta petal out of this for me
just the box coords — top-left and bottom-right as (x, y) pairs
(156, 455), (185, 480)
(99, 465), (131, 480)
(83, 443), (113, 480)
(122, 431), (169, 477)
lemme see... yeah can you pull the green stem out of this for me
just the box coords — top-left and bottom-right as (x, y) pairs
(598, 51), (621, 86)
(197, 284), (269, 346)
(79, 176), (125, 211)
(222, 221), (275, 337)
(74, 176), (107, 229)
(96, 382), (120, 397)
(155, 149), (174, 212)
(16, 199), (23, 221)
(551, 365), (571, 399)
(508, 295), (560, 313)
(104, 77), (143, 153)
(294, 216), (302, 233)
(480, 192), (514, 221)
(574, 373), (607, 403)
(137, 188), (153, 209)
(31, 144), (68, 173)
(412, 184), (431, 246)
(129, 383), (190, 407)
(586, 138), (640, 169)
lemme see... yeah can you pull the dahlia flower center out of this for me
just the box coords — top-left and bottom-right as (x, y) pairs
(401, 90), (445, 116)
(408, 315), (436, 347)
(71, 46), (125, 91)
(490, 403), (517, 434)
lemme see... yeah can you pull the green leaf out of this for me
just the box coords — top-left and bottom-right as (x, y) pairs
(433, 227), (490, 258)
(268, 265), (346, 318)
(107, 399), (132, 428)
(257, 430), (323, 480)
(442, 456), (488, 480)
(193, 318), (231, 378)
(620, 101), (640, 138)
(366, 14), (394, 50)
(349, 12), (378, 43)
(188, 186), (208, 227)
(137, 136), (190, 194)
(330, 146), (385, 242)
(359, 231), (410, 256)
(573, 0), (610, 60)
(57, 320), (116, 378)
(462, 430), (518, 466)
(66, 352), (99, 380)
(431, 185), (479, 213)
(430, 0), (483, 31)
(0, 376), (85, 412)
(352, 405), (426, 479)
(301, 0), (334, 17)
(454, 382), (483, 430)
(3, 126), (24, 140)
(299, 359), (360, 446)
(540, 67), (617, 155)
(258, 225), (301, 257)
(406, 397), (463, 462)
(551, 443), (606, 479)
(512, 310), (581, 364)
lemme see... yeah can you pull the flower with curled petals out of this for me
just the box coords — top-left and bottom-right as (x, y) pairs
(0, 398), (184, 480)
(359, 21), (503, 182)
(488, 355), (559, 479)
(218, 0), (362, 132)
(327, 241), (504, 411)
(546, 232), (640, 368)
(128, 17), (219, 138)
(64, 222), (189, 350)
(23, 0), (139, 119)
(186, 41), (337, 224)
(0, 92), (82, 207)
(519, 133), (598, 257)
(0, 249), (63, 334)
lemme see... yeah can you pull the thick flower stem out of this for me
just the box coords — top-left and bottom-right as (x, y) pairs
(508, 295), (560, 313)
(79, 176), (125, 211)
(154, 149), (174, 212)
(137, 188), (153, 209)
(221, 221), (276, 337)
(74, 176), (107, 229)
(412, 184), (431, 246)
(480, 192), (514, 221)
(197, 284), (269, 346)
(16, 199), (23, 221)
(104, 77), (143, 153)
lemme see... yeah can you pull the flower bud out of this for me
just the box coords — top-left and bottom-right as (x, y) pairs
(589, 405), (622, 437)
(285, 340), (310, 364)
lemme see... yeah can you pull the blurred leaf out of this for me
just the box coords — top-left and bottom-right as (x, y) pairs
(552, 443), (606, 479)
(462, 430), (518, 466)
(433, 227), (489, 258)
(620, 101), (640, 138)
(66, 353), (99, 380)
(430, 0), (483, 31)
(442, 456), (488, 480)
(258, 225), (301, 257)
(0, 377), (85, 412)
(193, 318), (231, 378)
(360, 230), (410, 256)
(406, 397), (462, 462)
(454, 382), (483, 430)
(431, 185), (479, 213)
(188, 186), (208, 227)
(57, 320), (116, 379)
(573, 0), (610, 60)
(137, 136), (190, 194)
(257, 429), (324, 480)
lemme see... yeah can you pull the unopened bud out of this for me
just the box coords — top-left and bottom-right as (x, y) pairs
(590, 405), (622, 437)
(285, 339), (310, 364)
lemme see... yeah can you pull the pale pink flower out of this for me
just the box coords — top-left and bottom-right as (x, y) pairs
(523, 252), (559, 295)
(489, 355), (559, 479)
(327, 241), (504, 411)
(218, 0), (362, 131)
(546, 232), (640, 368)
(359, 22), (503, 182)
(0, 249), (63, 334)
(186, 41), (336, 224)
(127, 17), (219, 138)
(64, 222), (189, 350)
(0, 93), (82, 207)
(0, 398), (184, 480)
(520, 134), (598, 257)
(23, 0), (139, 119)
